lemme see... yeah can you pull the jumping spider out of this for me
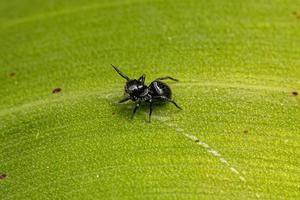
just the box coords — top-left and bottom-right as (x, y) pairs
(112, 64), (182, 122)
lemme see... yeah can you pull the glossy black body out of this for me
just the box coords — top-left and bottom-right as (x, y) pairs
(112, 64), (182, 122)
(149, 81), (172, 99)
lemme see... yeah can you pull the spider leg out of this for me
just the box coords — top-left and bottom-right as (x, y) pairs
(168, 99), (182, 110)
(131, 103), (140, 119)
(138, 74), (146, 83)
(153, 96), (182, 110)
(111, 64), (130, 81)
(149, 100), (153, 122)
(155, 76), (179, 82)
(119, 97), (130, 103)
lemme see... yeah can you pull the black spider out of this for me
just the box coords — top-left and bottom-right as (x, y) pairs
(112, 64), (182, 122)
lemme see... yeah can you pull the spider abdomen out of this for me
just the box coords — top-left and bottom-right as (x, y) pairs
(149, 81), (172, 99)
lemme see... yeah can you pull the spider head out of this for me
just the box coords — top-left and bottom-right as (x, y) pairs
(112, 65), (148, 100)
(125, 79), (145, 94)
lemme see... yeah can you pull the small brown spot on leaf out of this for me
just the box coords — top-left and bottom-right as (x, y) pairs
(112, 112), (116, 115)
(52, 88), (62, 94)
(194, 139), (200, 143)
(0, 174), (7, 180)
(292, 91), (298, 96)
(292, 11), (300, 19)
(9, 72), (16, 77)
(244, 130), (248, 134)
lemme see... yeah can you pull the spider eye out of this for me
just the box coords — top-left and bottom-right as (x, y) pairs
(128, 85), (138, 91)
(126, 80), (144, 94)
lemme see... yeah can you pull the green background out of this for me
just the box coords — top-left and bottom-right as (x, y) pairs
(1, 0), (300, 199)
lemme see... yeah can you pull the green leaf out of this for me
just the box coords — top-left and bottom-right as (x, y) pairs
(1, 0), (300, 199)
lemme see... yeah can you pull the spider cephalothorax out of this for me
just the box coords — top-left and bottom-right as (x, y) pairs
(112, 64), (182, 122)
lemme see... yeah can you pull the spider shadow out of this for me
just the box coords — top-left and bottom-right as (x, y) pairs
(111, 98), (178, 121)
